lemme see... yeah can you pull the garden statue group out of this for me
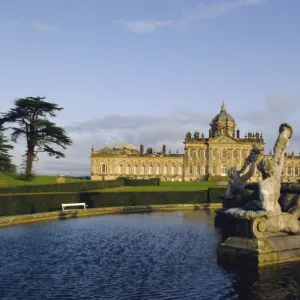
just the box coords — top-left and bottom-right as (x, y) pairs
(216, 123), (300, 238)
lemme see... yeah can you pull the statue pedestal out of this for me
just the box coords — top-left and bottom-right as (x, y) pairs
(218, 235), (300, 267)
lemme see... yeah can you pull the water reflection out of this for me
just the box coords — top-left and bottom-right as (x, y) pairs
(0, 211), (299, 299)
(219, 261), (300, 300)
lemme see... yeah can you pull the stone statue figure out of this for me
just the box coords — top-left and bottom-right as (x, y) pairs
(221, 145), (261, 208)
(217, 123), (300, 236)
(254, 123), (293, 213)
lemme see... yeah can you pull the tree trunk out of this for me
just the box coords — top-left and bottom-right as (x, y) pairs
(26, 148), (34, 176)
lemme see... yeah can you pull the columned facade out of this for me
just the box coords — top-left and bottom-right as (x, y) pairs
(90, 103), (300, 183)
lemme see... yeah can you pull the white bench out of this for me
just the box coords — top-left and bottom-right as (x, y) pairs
(61, 203), (87, 211)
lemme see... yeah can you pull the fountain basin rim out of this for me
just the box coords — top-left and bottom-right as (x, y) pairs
(0, 203), (222, 228)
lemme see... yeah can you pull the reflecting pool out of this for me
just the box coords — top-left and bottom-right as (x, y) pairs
(0, 211), (299, 299)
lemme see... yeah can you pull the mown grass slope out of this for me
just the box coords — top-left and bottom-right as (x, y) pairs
(0, 173), (89, 187)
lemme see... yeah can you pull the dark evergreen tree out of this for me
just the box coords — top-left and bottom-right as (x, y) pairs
(0, 96), (72, 176)
(0, 125), (16, 173)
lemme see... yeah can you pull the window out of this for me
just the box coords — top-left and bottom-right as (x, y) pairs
(126, 165), (130, 174)
(156, 165), (160, 175)
(189, 164), (193, 175)
(164, 165), (168, 175)
(197, 150), (200, 159)
(149, 165), (153, 175)
(295, 166), (299, 176)
(119, 164), (122, 174)
(99, 163), (107, 173)
(134, 165), (137, 175)
(141, 165), (145, 174)
(288, 166), (292, 176)
(222, 149), (227, 159)
(189, 149), (193, 159)
(221, 165), (227, 176)
(171, 164), (175, 175)
(197, 164), (200, 175)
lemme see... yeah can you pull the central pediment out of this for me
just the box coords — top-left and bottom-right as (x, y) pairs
(209, 135), (239, 144)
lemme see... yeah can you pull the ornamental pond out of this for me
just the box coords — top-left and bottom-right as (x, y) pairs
(0, 211), (300, 300)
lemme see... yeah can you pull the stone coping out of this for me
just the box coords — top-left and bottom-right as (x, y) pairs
(0, 203), (221, 228)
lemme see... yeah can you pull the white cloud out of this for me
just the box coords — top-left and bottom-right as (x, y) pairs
(113, 19), (172, 34)
(7, 95), (300, 176)
(5, 20), (65, 36)
(114, 0), (270, 34)
(30, 21), (66, 36)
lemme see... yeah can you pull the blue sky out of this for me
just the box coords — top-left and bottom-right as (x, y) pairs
(1, 0), (300, 175)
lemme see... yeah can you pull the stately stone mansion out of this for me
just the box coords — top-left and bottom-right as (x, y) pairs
(91, 102), (300, 182)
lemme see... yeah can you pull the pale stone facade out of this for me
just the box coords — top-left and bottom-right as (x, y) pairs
(91, 102), (300, 183)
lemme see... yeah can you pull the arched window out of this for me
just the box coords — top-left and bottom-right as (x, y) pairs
(189, 149), (193, 158)
(101, 163), (107, 173)
(212, 165), (216, 175)
(134, 165), (137, 175)
(141, 165), (145, 175)
(288, 166), (292, 176)
(171, 164), (175, 175)
(189, 164), (193, 175)
(156, 165), (160, 175)
(164, 165), (168, 175)
(126, 164), (130, 174)
(119, 164), (123, 174)
(197, 164), (200, 175)
(295, 166), (299, 176)
(221, 165), (227, 176)
(197, 150), (200, 159)
(149, 165), (153, 175)
(222, 149), (227, 159)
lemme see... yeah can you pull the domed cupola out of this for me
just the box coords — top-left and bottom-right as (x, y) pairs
(113, 142), (138, 154)
(210, 102), (236, 137)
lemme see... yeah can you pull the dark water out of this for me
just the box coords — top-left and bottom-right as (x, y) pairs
(0, 211), (299, 300)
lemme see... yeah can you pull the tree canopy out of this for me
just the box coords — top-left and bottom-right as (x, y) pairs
(0, 125), (16, 173)
(0, 96), (72, 176)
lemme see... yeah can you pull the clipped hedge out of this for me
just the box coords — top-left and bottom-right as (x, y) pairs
(0, 190), (208, 216)
(118, 178), (160, 186)
(207, 188), (227, 203)
(0, 193), (80, 216)
(0, 179), (124, 195)
(82, 191), (207, 208)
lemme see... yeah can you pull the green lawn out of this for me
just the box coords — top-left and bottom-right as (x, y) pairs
(0, 173), (89, 187)
(0, 173), (218, 191)
(94, 181), (218, 192)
